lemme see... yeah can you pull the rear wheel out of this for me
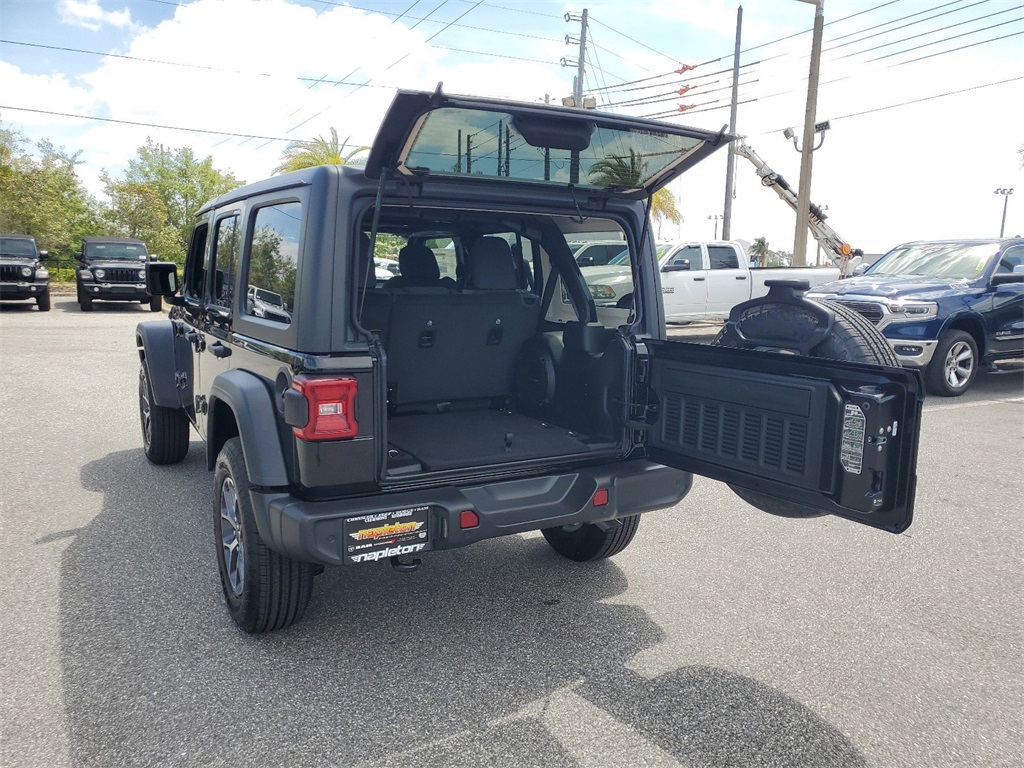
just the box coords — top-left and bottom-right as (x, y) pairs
(214, 437), (315, 633)
(139, 364), (189, 465)
(715, 299), (899, 518)
(925, 329), (977, 397)
(37, 291), (50, 311)
(149, 295), (162, 312)
(542, 515), (640, 562)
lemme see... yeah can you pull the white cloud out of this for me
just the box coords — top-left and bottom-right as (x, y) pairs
(58, 0), (133, 31)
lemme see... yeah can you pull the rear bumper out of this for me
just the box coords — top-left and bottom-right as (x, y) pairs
(0, 281), (48, 300)
(249, 460), (692, 566)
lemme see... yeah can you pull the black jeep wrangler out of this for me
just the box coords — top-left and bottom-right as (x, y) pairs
(77, 236), (162, 312)
(0, 233), (50, 311)
(138, 90), (924, 634)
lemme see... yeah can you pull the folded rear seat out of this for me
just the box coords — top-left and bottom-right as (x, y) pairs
(384, 236), (541, 408)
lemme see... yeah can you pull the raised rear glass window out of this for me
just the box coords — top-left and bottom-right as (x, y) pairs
(400, 107), (704, 192)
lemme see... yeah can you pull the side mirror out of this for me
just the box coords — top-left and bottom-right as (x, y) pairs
(852, 263), (870, 276)
(147, 261), (180, 296)
(662, 259), (691, 272)
(992, 272), (1024, 286)
(38, 250), (49, 261)
(577, 255), (594, 267)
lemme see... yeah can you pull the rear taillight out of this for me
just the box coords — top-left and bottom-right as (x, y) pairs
(291, 376), (358, 441)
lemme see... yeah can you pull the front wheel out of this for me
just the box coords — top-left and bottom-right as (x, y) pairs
(542, 515), (640, 562)
(925, 329), (977, 397)
(139, 364), (189, 465)
(214, 437), (315, 633)
(37, 291), (50, 311)
(149, 295), (162, 312)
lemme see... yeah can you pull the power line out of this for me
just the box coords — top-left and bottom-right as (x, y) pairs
(0, 104), (356, 143)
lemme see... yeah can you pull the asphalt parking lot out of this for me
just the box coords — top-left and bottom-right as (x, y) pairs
(2, 297), (1022, 768)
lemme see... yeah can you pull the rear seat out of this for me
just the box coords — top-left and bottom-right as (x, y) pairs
(383, 236), (541, 408)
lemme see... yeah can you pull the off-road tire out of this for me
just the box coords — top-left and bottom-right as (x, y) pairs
(715, 299), (899, 518)
(925, 329), (977, 397)
(139, 364), (189, 465)
(37, 291), (50, 311)
(149, 295), (162, 312)
(214, 437), (315, 633)
(542, 514), (640, 562)
(80, 298), (93, 312)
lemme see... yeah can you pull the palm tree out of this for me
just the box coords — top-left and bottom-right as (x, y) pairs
(588, 149), (645, 188)
(750, 237), (770, 268)
(651, 188), (681, 239)
(588, 151), (682, 238)
(272, 128), (368, 175)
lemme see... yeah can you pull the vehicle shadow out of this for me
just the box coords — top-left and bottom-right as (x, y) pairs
(58, 448), (866, 767)
(51, 296), (156, 313)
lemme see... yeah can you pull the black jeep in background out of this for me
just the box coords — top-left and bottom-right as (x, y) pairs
(77, 236), (161, 312)
(0, 233), (50, 311)
(139, 89), (925, 634)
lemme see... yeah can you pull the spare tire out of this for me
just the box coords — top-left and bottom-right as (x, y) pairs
(714, 299), (899, 518)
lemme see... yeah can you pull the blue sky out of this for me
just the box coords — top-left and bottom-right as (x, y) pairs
(1, 0), (1022, 253)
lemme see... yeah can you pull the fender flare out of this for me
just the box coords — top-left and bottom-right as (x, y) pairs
(208, 369), (289, 487)
(135, 320), (182, 408)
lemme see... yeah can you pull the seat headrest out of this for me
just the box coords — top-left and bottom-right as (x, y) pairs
(469, 237), (518, 290)
(397, 243), (441, 285)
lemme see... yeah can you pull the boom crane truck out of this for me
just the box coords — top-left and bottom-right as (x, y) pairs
(735, 141), (863, 275)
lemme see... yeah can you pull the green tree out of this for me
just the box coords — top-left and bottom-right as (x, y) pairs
(113, 139), (241, 262)
(100, 176), (179, 260)
(588, 149), (645, 188)
(750, 237), (770, 268)
(0, 128), (101, 260)
(272, 128), (368, 175)
(652, 188), (681, 239)
(587, 151), (682, 238)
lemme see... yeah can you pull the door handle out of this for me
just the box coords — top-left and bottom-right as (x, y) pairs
(735, 275), (747, 280)
(693, 277), (706, 282)
(210, 342), (232, 359)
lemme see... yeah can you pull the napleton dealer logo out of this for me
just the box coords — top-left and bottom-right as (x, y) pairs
(349, 521), (425, 541)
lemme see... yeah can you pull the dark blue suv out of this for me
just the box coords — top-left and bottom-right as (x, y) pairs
(808, 239), (1024, 396)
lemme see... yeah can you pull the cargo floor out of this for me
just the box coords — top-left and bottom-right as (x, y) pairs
(387, 410), (603, 472)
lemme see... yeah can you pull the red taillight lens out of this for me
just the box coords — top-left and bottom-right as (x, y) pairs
(459, 510), (479, 529)
(291, 376), (358, 441)
(593, 488), (609, 507)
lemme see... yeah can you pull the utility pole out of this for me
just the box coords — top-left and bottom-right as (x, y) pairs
(466, 134), (473, 174)
(995, 188), (1014, 237)
(543, 95), (551, 181)
(575, 8), (588, 107)
(456, 130), (462, 173)
(722, 5), (742, 242)
(497, 120), (503, 176)
(565, 9), (588, 184)
(792, 0), (825, 267)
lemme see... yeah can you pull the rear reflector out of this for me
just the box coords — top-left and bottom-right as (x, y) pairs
(291, 376), (359, 441)
(593, 488), (609, 507)
(460, 510), (479, 529)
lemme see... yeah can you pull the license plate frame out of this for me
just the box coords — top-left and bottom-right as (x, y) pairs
(343, 505), (432, 565)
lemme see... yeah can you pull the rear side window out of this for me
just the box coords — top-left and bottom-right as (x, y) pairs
(708, 245), (739, 270)
(245, 202), (301, 325)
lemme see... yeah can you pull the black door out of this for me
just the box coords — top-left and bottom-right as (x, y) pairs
(638, 340), (924, 532)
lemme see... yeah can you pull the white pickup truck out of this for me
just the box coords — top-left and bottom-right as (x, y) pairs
(582, 241), (841, 322)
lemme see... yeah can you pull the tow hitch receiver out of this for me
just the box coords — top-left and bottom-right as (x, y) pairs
(390, 554), (422, 572)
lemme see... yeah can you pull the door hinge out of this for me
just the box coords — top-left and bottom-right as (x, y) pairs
(175, 371), (189, 389)
(194, 394), (208, 415)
